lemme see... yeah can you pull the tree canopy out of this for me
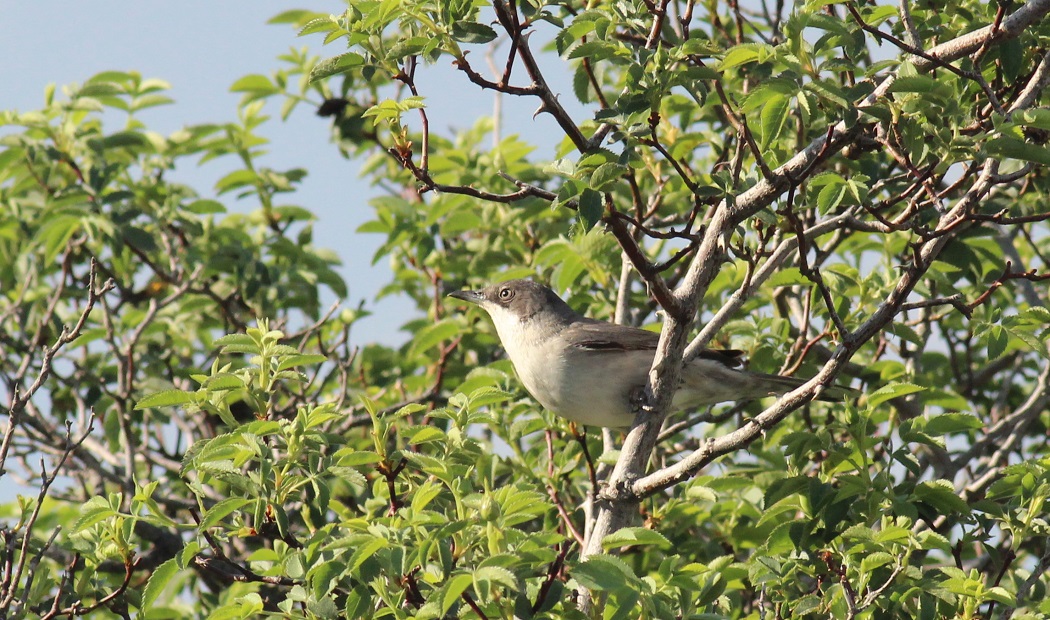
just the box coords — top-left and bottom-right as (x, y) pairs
(1, 1), (1049, 618)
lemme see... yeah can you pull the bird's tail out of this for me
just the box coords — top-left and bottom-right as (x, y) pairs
(748, 372), (858, 402)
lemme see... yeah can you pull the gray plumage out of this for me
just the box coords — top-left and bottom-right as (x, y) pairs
(450, 279), (846, 428)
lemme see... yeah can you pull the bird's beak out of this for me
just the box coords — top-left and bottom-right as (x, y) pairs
(448, 289), (483, 305)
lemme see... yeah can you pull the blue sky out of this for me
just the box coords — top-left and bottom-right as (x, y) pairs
(2, 1), (419, 340)
(2, 1), (580, 344)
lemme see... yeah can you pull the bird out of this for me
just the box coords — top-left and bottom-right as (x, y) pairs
(449, 279), (850, 428)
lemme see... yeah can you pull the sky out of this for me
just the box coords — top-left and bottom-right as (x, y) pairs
(1, 1), (580, 345)
(0, 0), (590, 504)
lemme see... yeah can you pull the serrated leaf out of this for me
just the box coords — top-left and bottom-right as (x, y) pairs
(685, 485), (717, 502)
(474, 565), (518, 589)
(213, 333), (256, 347)
(720, 44), (768, 70)
(199, 497), (251, 531)
(268, 9), (319, 25)
(590, 162), (627, 191)
(866, 382), (925, 408)
(327, 466), (367, 488)
(451, 21), (498, 43)
(817, 181), (848, 213)
(759, 93), (790, 148)
(349, 536), (388, 570)
(407, 426), (445, 444)
(914, 480), (970, 515)
(298, 16), (339, 37)
(310, 52), (366, 83)
(985, 324), (1009, 360)
(768, 267), (811, 287)
(578, 188), (603, 230)
(888, 76), (947, 96)
(602, 527), (671, 550)
(567, 40), (624, 62)
(335, 450), (383, 466)
(73, 497), (117, 532)
(203, 374), (245, 391)
(136, 390), (197, 410)
(442, 573), (474, 614)
(410, 319), (461, 357)
(571, 554), (637, 591)
(986, 136), (1050, 165)
(984, 586), (1015, 606)
(276, 354), (328, 371)
(925, 413), (983, 435)
(1017, 108), (1050, 131)
(467, 386), (512, 409)
(860, 551), (894, 573)
(141, 556), (180, 612)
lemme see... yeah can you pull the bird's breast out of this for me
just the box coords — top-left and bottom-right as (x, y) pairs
(499, 325), (648, 427)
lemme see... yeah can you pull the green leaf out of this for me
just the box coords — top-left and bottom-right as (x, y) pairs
(213, 334), (256, 347)
(276, 354), (328, 371)
(590, 162), (627, 191)
(914, 480), (970, 515)
(199, 497), (251, 531)
(985, 136), (1050, 166)
(451, 22), (498, 43)
(578, 188), (603, 231)
(442, 573), (474, 614)
(310, 52), (366, 83)
(103, 131), (150, 149)
(758, 93), (790, 148)
(567, 40), (625, 62)
(186, 199), (226, 214)
(860, 551), (894, 573)
(474, 565), (518, 601)
(268, 9), (321, 25)
(925, 413), (983, 435)
(407, 426), (445, 444)
(720, 43), (772, 70)
(142, 556), (180, 613)
(136, 390), (197, 410)
(410, 318), (461, 357)
(77, 82), (123, 98)
(768, 267), (811, 287)
(73, 496), (118, 532)
(985, 324), (1009, 360)
(1016, 108), (1050, 131)
(685, 484), (717, 502)
(984, 586), (1016, 606)
(230, 74), (277, 93)
(572, 554), (637, 591)
(203, 374), (246, 391)
(888, 75), (948, 96)
(36, 214), (83, 264)
(349, 536), (388, 570)
(298, 16), (340, 36)
(602, 527), (671, 550)
(335, 450), (383, 467)
(215, 168), (260, 194)
(866, 382), (925, 408)
(817, 180), (848, 213)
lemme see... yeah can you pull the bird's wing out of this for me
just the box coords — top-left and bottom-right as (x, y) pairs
(695, 348), (746, 368)
(566, 319), (661, 351)
(566, 319), (745, 367)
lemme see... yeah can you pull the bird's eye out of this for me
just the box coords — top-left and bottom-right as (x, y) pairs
(498, 287), (513, 301)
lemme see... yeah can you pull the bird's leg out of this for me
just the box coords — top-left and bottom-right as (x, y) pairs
(627, 384), (648, 413)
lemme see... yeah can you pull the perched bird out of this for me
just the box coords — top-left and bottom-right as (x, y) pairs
(449, 279), (849, 428)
